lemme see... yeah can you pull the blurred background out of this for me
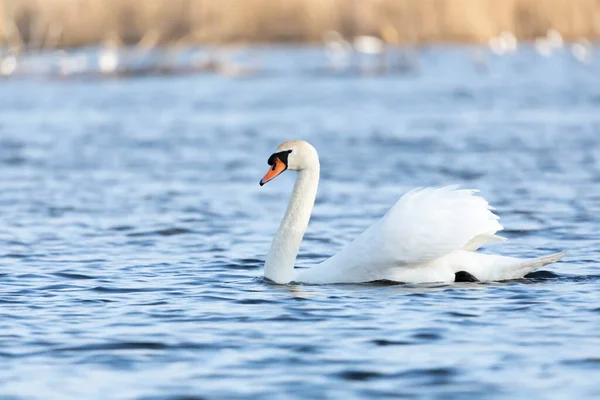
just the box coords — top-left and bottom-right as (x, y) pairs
(1, 0), (600, 78)
(1, 1), (600, 399)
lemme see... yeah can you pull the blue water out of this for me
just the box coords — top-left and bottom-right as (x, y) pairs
(1, 46), (600, 399)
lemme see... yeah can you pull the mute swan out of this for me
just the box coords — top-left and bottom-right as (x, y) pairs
(488, 31), (518, 55)
(323, 31), (352, 71)
(259, 140), (565, 284)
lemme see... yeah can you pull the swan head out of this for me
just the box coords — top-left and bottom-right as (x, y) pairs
(260, 140), (318, 186)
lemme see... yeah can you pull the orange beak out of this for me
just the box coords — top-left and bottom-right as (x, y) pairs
(260, 158), (287, 186)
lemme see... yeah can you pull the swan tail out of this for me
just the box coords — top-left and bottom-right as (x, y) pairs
(516, 251), (566, 276)
(447, 250), (565, 282)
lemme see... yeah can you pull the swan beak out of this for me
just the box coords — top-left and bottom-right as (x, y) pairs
(260, 158), (287, 186)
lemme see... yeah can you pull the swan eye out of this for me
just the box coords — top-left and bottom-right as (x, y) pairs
(267, 150), (291, 166)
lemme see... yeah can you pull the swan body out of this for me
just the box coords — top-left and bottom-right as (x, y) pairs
(260, 140), (564, 285)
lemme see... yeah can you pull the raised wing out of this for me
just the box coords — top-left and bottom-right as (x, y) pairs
(297, 186), (504, 283)
(374, 186), (504, 265)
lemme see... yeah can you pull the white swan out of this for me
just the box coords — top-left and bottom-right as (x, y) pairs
(260, 140), (565, 284)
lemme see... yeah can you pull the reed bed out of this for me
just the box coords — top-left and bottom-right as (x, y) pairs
(1, 0), (600, 49)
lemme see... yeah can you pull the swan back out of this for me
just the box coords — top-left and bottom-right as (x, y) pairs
(296, 186), (504, 283)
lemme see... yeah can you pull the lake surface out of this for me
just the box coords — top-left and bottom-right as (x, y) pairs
(1, 46), (600, 399)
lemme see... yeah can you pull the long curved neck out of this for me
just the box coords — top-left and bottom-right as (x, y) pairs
(264, 166), (319, 284)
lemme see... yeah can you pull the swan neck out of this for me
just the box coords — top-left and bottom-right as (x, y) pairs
(264, 166), (319, 284)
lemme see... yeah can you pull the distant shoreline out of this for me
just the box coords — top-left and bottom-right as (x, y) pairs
(1, 0), (600, 50)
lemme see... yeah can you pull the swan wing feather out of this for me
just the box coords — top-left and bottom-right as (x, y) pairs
(375, 185), (503, 265)
(298, 186), (504, 283)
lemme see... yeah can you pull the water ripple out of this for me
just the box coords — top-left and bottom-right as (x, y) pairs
(0, 46), (598, 399)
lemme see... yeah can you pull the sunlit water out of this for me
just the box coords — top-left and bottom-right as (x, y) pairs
(1, 46), (600, 399)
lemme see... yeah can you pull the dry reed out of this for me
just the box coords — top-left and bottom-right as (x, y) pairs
(1, 0), (600, 49)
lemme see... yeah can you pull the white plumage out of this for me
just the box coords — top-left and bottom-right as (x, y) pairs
(261, 141), (564, 285)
